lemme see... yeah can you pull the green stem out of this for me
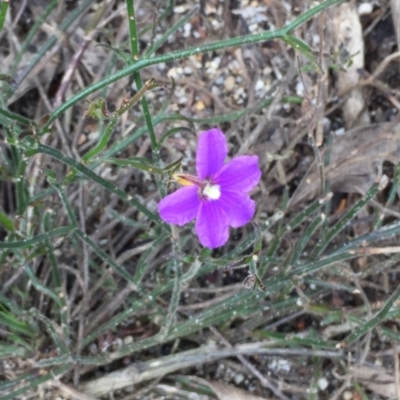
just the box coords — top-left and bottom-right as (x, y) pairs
(0, 0), (9, 33)
(82, 118), (118, 162)
(346, 283), (400, 345)
(310, 180), (382, 259)
(0, 108), (34, 126)
(36, 143), (167, 229)
(0, 226), (74, 249)
(0, 365), (71, 400)
(126, 0), (167, 197)
(42, 212), (61, 287)
(44, 0), (345, 128)
(145, 6), (199, 57)
(125, 0), (158, 151)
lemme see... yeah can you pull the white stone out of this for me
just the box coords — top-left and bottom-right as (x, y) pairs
(317, 377), (329, 391)
(224, 76), (235, 91)
(268, 358), (291, 372)
(174, 5), (187, 13)
(255, 78), (265, 91)
(296, 80), (305, 96)
(234, 373), (245, 385)
(358, 3), (373, 15)
(343, 391), (353, 400)
(183, 22), (191, 38)
(334, 127), (345, 136)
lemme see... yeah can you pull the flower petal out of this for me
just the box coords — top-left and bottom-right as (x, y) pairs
(196, 128), (228, 180)
(158, 186), (200, 225)
(218, 190), (255, 228)
(195, 201), (229, 248)
(215, 155), (261, 192)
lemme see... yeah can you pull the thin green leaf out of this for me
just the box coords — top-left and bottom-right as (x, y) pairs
(24, 266), (63, 306)
(0, 226), (74, 249)
(346, 283), (400, 345)
(145, 6), (200, 56)
(96, 43), (132, 65)
(0, 74), (17, 89)
(34, 143), (166, 229)
(101, 156), (183, 175)
(0, 207), (15, 231)
(0, 310), (35, 336)
(159, 126), (196, 146)
(0, 0), (9, 33)
(0, 108), (34, 126)
(310, 178), (385, 258)
(101, 157), (164, 174)
(281, 34), (322, 72)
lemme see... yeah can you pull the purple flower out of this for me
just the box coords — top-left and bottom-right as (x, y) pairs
(158, 128), (261, 248)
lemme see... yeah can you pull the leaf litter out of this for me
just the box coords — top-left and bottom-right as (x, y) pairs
(1, 0), (400, 399)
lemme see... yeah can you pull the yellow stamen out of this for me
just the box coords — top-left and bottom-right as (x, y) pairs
(172, 173), (197, 186)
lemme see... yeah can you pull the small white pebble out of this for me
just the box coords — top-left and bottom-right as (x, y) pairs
(249, 23), (258, 32)
(296, 298), (303, 307)
(146, 91), (155, 100)
(89, 343), (98, 354)
(296, 80), (305, 96)
(334, 127), (345, 136)
(123, 335), (133, 345)
(183, 66), (192, 75)
(268, 359), (291, 372)
(343, 390), (353, 400)
(205, 4), (216, 14)
(312, 33), (320, 47)
(234, 373), (245, 385)
(178, 96), (187, 105)
(263, 66), (272, 75)
(317, 377), (329, 391)
(167, 67), (178, 79)
(374, 357), (383, 366)
(224, 76), (235, 91)
(323, 117), (331, 131)
(358, 3), (373, 15)
(212, 19), (222, 29)
(255, 78), (265, 91)
(211, 85), (220, 95)
(183, 22), (191, 38)
(174, 5), (187, 13)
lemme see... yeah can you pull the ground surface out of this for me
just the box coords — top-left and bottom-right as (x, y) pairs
(1, 0), (400, 399)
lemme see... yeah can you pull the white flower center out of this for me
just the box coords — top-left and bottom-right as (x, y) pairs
(203, 184), (221, 200)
